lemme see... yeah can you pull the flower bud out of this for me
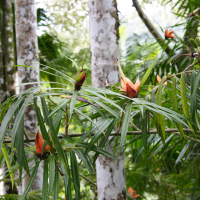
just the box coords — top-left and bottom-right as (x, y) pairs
(75, 70), (86, 90)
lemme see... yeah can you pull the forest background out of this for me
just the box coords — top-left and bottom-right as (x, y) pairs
(0, 0), (200, 199)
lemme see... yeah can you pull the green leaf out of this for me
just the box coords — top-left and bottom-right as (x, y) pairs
(120, 102), (132, 152)
(156, 76), (166, 105)
(0, 96), (25, 151)
(0, 100), (13, 124)
(53, 108), (64, 134)
(140, 56), (157, 87)
(34, 98), (57, 159)
(41, 97), (70, 176)
(69, 90), (78, 121)
(11, 92), (35, 150)
(148, 135), (174, 160)
(60, 162), (71, 200)
(171, 77), (185, 138)
(2, 145), (14, 189)
(70, 150), (80, 200)
(15, 115), (29, 178)
(61, 135), (115, 159)
(85, 118), (111, 154)
(73, 149), (93, 174)
(180, 73), (193, 131)
(49, 98), (69, 117)
(195, 38), (200, 47)
(189, 38), (198, 48)
(155, 76), (166, 142)
(191, 70), (200, 131)
(175, 140), (191, 166)
(20, 161), (40, 200)
(142, 96), (149, 150)
(53, 169), (59, 200)
(48, 155), (55, 196)
(87, 96), (121, 120)
(93, 118), (118, 162)
(42, 141), (48, 155)
(66, 179), (72, 200)
(42, 160), (48, 200)
(83, 89), (124, 112)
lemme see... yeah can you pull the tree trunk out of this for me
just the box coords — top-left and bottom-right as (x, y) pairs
(14, 0), (42, 194)
(89, 0), (126, 199)
(0, 0), (16, 194)
(2, 0), (16, 98)
(0, 0), (5, 104)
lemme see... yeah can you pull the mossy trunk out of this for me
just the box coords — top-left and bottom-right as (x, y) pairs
(2, 0), (16, 99)
(0, 0), (5, 104)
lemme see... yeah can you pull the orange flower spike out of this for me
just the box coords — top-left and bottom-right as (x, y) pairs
(135, 78), (140, 91)
(157, 74), (167, 86)
(165, 29), (175, 39)
(121, 77), (140, 98)
(128, 187), (140, 199)
(118, 60), (140, 98)
(35, 131), (51, 156)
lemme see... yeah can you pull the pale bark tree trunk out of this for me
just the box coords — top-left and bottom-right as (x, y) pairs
(14, 0), (42, 194)
(89, 0), (126, 199)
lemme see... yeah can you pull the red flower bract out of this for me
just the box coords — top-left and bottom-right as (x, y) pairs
(75, 69), (86, 90)
(128, 187), (140, 199)
(157, 74), (167, 86)
(35, 131), (51, 157)
(121, 77), (140, 98)
(165, 29), (175, 39)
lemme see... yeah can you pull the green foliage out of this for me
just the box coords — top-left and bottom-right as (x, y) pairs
(189, 38), (198, 48)
(1, 1), (200, 199)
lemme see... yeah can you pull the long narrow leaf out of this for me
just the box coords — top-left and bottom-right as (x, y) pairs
(155, 76), (166, 142)
(34, 99), (57, 159)
(69, 90), (78, 121)
(20, 161), (40, 200)
(42, 160), (48, 200)
(11, 92), (35, 150)
(175, 140), (191, 166)
(70, 150), (80, 200)
(120, 102), (132, 152)
(140, 56), (157, 87)
(0, 96), (25, 151)
(53, 169), (59, 200)
(2, 145), (14, 189)
(41, 97), (70, 176)
(180, 73), (193, 131)
(171, 77), (185, 138)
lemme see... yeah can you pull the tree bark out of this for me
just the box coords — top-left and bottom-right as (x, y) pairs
(89, 0), (126, 199)
(2, 0), (16, 99)
(0, 0), (16, 194)
(0, 0), (5, 104)
(14, 0), (42, 194)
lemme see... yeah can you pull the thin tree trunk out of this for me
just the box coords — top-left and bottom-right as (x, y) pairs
(14, 0), (42, 194)
(0, 0), (5, 104)
(2, 0), (15, 98)
(0, 0), (16, 194)
(89, 0), (126, 199)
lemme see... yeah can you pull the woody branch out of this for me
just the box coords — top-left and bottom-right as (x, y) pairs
(3, 128), (200, 144)
(132, 0), (172, 55)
